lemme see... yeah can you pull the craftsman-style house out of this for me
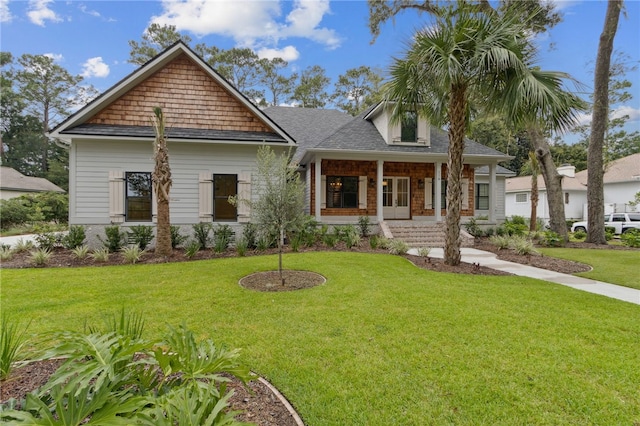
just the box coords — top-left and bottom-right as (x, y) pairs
(50, 41), (511, 246)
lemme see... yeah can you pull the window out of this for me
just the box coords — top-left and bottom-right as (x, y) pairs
(430, 180), (448, 209)
(125, 172), (152, 221)
(213, 174), (237, 221)
(612, 214), (625, 222)
(401, 111), (417, 142)
(565, 192), (570, 204)
(629, 214), (640, 222)
(475, 183), (489, 210)
(515, 193), (528, 203)
(327, 176), (358, 208)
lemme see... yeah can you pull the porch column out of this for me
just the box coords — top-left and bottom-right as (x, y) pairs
(435, 162), (442, 221)
(315, 157), (322, 221)
(376, 160), (384, 223)
(489, 163), (496, 223)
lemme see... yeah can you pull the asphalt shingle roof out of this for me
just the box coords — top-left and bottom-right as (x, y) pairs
(0, 167), (65, 193)
(264, 106), (509, 161)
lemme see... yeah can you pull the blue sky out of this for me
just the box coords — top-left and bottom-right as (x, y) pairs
(1, 0), (639, 142)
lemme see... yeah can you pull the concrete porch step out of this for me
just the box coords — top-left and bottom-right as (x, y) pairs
(384, 221), (474, 248)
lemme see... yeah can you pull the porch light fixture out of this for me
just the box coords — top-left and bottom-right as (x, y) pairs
(418, 179), (424, 189)
(369, 178), (375, 188)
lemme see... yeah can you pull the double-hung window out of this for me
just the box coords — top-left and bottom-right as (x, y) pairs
(475, 183), (489, 210)
(213, 174), (237, 221)
(401, 111), (417, 142)
(327, 176), (358, 208)
(125, 172), (152, 221)
(515, 193), (528, 203)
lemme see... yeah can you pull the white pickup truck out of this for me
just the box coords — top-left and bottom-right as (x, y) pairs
(571, 213), (640, 234)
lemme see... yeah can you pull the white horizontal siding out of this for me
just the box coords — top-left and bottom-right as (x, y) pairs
(71, 139), (262, 225)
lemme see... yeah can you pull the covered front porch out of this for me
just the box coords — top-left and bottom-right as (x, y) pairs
(307, 157), (502, 225)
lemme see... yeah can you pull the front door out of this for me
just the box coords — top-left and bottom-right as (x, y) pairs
(382, 177), (410, 219)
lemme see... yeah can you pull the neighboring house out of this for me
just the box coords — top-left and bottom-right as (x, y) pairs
(49, 41), (512, 246)
(0, 166), (65, 200)
(505, 153), (640, 221)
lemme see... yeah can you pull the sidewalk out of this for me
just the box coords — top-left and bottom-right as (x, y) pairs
(409, 248), (640, 305)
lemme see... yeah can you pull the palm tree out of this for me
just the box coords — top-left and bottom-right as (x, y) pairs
(151, 107), (172, 256)
(385, 2), (582, 265)
(522, 150), (541, 232)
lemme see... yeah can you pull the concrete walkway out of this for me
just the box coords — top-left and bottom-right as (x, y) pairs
(409, 247), (640, 305)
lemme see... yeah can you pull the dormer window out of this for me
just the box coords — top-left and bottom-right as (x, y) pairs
(401, 111), (417, 142)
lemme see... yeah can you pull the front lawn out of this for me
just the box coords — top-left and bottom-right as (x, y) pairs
(539, 247), (640, 290)
(2, 252), (639, 425)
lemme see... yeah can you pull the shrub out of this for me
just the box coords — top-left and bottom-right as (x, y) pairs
(0, 198), (30, 230)
(90, 248), (110, 262)
(235, 237), (248, 256)
(605, 226), (615, 241)
(242, 223), (259, 249)
(290, 232), (302, 252)
(99, 225), (127, 252)
(192, 223), (212, 249)
(184, 240), (201, 259)
(503, 217), (528, 236)
(0, 314), (30, 380)
(212, 224), (234, 253)
(572, 230), (587, 240)
(358, 216), (371, 237)
(484, 227), (495, 237)
(540, 230), (562, 247)
(294, 216), (320, 247)
(34, 229), (60, 251)
(170, 225), (187, 249)
(62, 225), (86, 249)
(344, 232), (361, 249)
(621, 229), (640, 248)
(322, 233), (338, 248)
(122, 246), (144, 264)
(127, 225), (154, 250)
(71, 245), (90, 259)
(369, 234), (380, 249)
(29, 248), (52, 267)
(464, 217), (483, 238)
(388, 239), (409, 255)
(256, 236), (270, 251)
(489, 235), (511, 250)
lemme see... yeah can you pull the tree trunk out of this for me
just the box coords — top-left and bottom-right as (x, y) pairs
(586, 0), (621, 244)
(152, 108), (173, 257)
(530, 127), (568, 242)
(530, 173), (538, 232)
(444, 85), (467, 266)
(156, 199), (172, 255)
(279, 227), (285, 285)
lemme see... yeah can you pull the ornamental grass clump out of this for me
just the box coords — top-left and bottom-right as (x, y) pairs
(512, 237), (538, 255)
(122, 246), (144, 264)
(489, 235), (511, 250)
(0, 314), (30, 380)
(388, 239), (410, 255)
(71, 245), (90, 259)
(29, 248), (51, 267)
(12, 238), (34, 253)
(0, 246), (13, 261)
(90, 248), (110, 263)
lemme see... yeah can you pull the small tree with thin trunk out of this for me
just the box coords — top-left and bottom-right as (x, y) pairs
(232, 146), (305, 285)
(151, 107), (172, 256)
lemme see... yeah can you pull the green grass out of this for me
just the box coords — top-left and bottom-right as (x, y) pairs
(539, 247), (640, 290)
(2, 252), (639, 425)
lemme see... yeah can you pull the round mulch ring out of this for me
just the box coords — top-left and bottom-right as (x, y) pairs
(239, 270), (326, 292)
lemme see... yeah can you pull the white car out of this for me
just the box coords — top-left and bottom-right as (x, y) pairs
(571, 213), (640, 234)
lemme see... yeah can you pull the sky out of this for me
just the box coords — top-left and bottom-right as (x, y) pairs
(1, 0), (639, 144)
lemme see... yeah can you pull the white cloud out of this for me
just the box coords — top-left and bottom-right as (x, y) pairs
(0, 0), (12, 23)
(44, 52), (64, 62)
(81, 57), (110, 78)
(79, 3), (100, 18)
(27, 0), (62, 26)
(612, 105), (640, 122)
(151, 0), (341, 56)
(257, 45), (300, 62)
